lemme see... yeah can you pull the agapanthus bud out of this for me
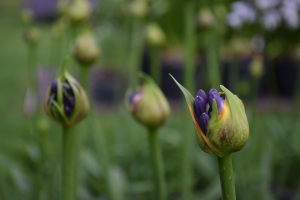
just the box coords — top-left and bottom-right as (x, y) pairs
(250, 54), (264, 79)
(44, 70), (89, 127)
(196, 9), (215, 29)
(58, 0), (69, 15)
(68, 0), (91, 24)
(126, 0), (148, 18)
(23, 27), (39, 46)
(145, 23), (166, 47)
(73, 30), (100, 66)
(171, 75), (249, 157)
(21, 8), (34, 25)
(126, 73), (170, 128)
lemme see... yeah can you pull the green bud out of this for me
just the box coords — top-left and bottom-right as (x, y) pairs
(36, 117), (50, 133)
(196, 9), (215, 29)
(21, 8), (34, 25)
(73, 30), (100, 66)
(44, 69), (89, 127)
(58, 0), (69, 15)
(250, 54), (264, 79)
(68, 0), (91, 24)
(145, 23), (166, 47)
(171, 75), (249, 157)
(126, 73), (170, 128)
(23, 27), (39, 46)
(126, 0), (148, 18)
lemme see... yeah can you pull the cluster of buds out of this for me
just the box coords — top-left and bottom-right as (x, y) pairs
(73, 30), (100, 66)
(44, 70), (89, 127)
(68, 0), (91, 24)
(127, 73), (170, 129)
(171, 76), (249, 157)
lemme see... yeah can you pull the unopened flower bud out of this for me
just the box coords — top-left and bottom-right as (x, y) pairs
(58, 0), (69, 15)
(44, 70), (89, 127)
(127, 73), (170, 128)
(145, 23), (166, 47)
(196, 9), (215, 29)
(171, 75), (249, 157)
(21, 8), (34, 25)
(68, 0), (91, 24)
(126, 0), (148, 18)
(250, 54), (264, 79)
(73, 30), (100, 66)
(23, 27), (39, 46)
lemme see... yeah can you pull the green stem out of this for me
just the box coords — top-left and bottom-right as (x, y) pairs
(80, 66), (89, 91)
(129, 18), (143, 88)
(61, 126), (75, 200)
(149, 47), (161, 86)
(182, 2), (197, 200)
(148, 128), (167, 200)
(218, 154), (236, 200)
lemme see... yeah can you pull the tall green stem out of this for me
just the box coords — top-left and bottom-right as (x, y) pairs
(182, 2), (196, 200)
(61, 126), (75, 200)
(218, 154), (236, 200)
(148, 128), (167, 200)
(129, 18), (143, 88)
(149, 47), (161, 86)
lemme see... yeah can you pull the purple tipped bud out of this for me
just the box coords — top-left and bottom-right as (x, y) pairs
(196, 89), (207, 103)
(194, 96), (207, 120)
(64, 106), (73, 117)
(129, 93), (137, 105)
(209, 93), (224, 114)
(50, 80), (58, 101)
(199, 113), (210, 133)
(220, 93), (225, 100)
(208, 88), (218, 96)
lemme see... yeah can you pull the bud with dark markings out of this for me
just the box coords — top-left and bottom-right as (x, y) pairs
(171, 75), (249, 157)
(44, 70), (89, 127)
(126, 73), (170, 128)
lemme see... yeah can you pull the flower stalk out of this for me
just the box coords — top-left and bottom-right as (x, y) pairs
(148, 128), (167, 200)
(218, 154), (236, 200)
(61, 126), (75, 200)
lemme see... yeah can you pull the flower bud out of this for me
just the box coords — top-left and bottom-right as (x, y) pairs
(73, 30), (100, 66)
(196, 9), (215, 29)
(23, 27), (39, 46)
(145, 23), (166, 47)
(126, 0), (148, 18)
(21, 8), (34, 25)
(58, 0), (69, 15)
(126, 73), (170, 128)
(68, 0), (91, 24)
(44, 70), (89, 127)
(250, 54), (264, 79)
(171, 75), (249, 157)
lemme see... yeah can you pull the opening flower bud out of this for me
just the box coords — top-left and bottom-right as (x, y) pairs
(126, 73), (170, 128)
(68, 0), (91, 24)
(171, 75), (249, 157)
(73, 30), (100, 66)
(44, 70), (89, 127)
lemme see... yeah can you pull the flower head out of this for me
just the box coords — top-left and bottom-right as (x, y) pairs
(171, 75), (249, 157)
(126, 73), (170, 129)
(68, 0), (91, 24)
(44, 69), (89, 127)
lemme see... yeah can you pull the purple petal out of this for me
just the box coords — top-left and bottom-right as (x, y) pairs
(194, 96), (207, 120)
(199, 113), (210, 133)
(196, 89), (207, 103)
(208, 93), (224, 114)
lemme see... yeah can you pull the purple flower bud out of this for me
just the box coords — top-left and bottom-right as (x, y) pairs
(129, 93), (137, 105)
(199, 113), (210, 133)
(64, 106), (73, 117)
(220, 93), (225, 100)
(208, 89), (218, 97)
(50, 79), (58, 101)
(194, 96), (207, 120)
(196, 89), (207, 103)
(208, 93), (224, 114)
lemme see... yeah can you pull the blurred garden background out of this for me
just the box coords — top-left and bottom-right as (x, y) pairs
(1, 0), (300, 199)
